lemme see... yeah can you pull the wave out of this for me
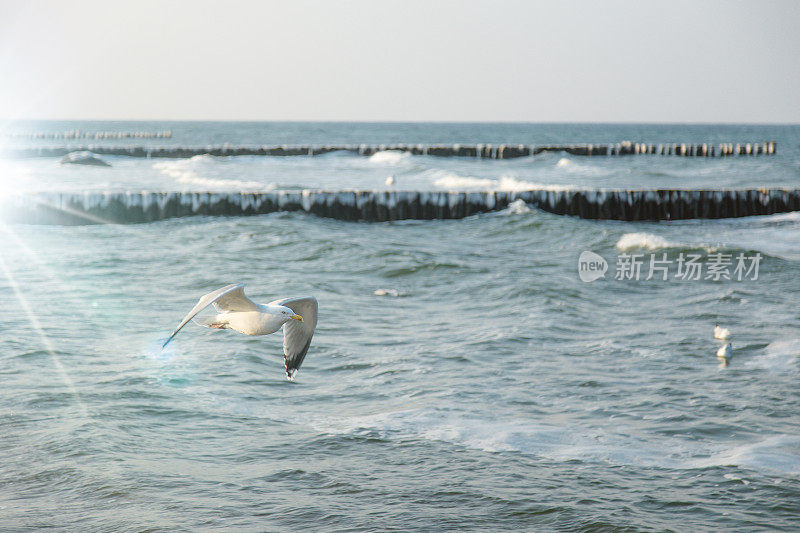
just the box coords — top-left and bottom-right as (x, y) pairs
(690, 435), (800, 474)
(552, 156), (608, 177)
(614, 232), (733, 255)
(313, 408), (800, 475)
(615, 235), (797, 263)
(431, 173), (494, 189)
(751, 211), (800, 225)
(429, 170), (569, 192)
(744, 338), (800, 372)
(501, 198), (532, 215)
(616, 232), (674, 251)
(153, 155), (271, 191)
(368, 150), (411, 165)
(615, 220), (800, 261)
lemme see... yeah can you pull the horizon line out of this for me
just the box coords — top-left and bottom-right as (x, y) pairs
(2, 118), (799, 127)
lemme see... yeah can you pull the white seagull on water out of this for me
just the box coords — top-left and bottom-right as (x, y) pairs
(717, 342), (733, 360)
(162, 284), (318, 380)
(714, 324), (732, 340)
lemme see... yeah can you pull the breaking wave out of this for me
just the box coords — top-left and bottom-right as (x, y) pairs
(616, 232), (674, 251)
(429, 170), (567, 192)
(368, 150), (412, 165)
(153, 155), (271, 191)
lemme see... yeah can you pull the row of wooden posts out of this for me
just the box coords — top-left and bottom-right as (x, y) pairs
(1, 130), (172, 139)
(0, 141), (776, 159)
(3, 188), (796, 225)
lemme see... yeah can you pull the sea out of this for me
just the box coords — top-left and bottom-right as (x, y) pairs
(1, 121), (799, 531)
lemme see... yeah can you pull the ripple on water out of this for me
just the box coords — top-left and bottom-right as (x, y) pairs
(3, 122), (800, 531)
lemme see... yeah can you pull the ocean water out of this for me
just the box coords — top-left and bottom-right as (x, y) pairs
(1, 122), (799, 531)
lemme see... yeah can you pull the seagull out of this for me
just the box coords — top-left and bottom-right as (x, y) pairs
(385, 175), (395, 186)
(717, 342), (732, 359)
(162, 284), (318, 380)
(714, 324), (732, 340)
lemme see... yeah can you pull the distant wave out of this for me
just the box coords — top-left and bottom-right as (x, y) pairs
(552, 156), (609, 177)
(430, 170), (570, 192)
(431, 173), (493, 189)
(153, 155), (271, 190)
(368, 150), (411, 165)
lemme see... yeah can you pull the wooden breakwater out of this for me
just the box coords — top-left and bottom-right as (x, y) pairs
(0, 141), (776, 159)
(2, 130), (172, 140)
(2, 188), (797, 225)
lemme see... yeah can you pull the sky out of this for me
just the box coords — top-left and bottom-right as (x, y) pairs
(0, 0), (798, 123)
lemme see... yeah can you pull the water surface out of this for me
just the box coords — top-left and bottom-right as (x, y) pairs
(1, 122), (799, 531)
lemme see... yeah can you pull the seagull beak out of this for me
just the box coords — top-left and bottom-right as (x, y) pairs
(291, 314), (303, 322)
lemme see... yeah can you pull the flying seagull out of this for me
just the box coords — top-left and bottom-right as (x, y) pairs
(162, 284), (318, 380)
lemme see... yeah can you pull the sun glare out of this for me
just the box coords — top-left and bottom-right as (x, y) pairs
(0, 249), (87, 418)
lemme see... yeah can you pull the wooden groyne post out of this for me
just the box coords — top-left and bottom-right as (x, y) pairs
(3, 188), (797, 225)
(0, 141), (776, 160)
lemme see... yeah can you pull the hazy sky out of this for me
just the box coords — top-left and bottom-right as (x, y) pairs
(0, 0), (798, 122)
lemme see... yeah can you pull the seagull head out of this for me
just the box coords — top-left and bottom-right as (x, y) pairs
(274, 305), (303, 322)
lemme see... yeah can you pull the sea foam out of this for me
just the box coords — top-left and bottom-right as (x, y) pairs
(744, 338), (800, 372)
(616, 232), (674, 251)
(430, 171), (561, 192)
(368, 150), (411, 165)
(153, 155), (270, 191)
(313, 408), (800, 475)
(501, 198), (532, 215)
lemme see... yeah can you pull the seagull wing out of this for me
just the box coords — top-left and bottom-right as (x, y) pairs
(162, 283), (259, 348)
(269, 296), (318, 379)
(211, 284), (261, 313)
